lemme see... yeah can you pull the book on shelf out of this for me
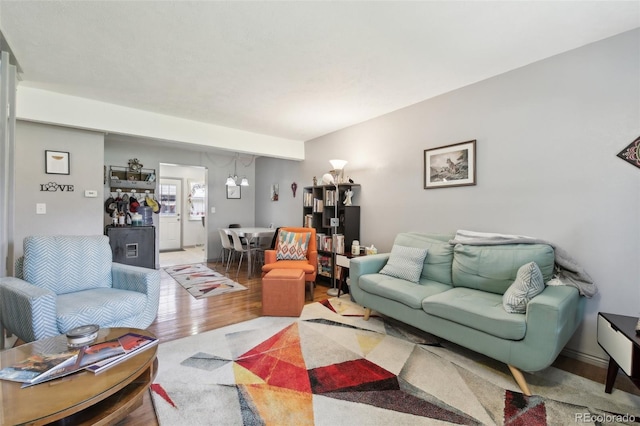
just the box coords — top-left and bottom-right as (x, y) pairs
(85, 332), (158, 374)
(304, 214), (313, 228)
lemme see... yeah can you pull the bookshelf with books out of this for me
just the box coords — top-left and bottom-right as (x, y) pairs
(302, 184), (361, 284)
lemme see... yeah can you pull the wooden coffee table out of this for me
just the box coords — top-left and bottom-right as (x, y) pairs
(0, 327), (157, 425)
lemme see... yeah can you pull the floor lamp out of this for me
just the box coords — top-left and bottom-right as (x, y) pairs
(327, 159), (347, 297)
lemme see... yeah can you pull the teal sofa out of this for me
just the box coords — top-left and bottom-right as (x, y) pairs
(349, 232), (585, 395)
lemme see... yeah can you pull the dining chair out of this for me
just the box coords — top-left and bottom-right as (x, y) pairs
(218, 228), (234, 271)
(229, 230), (254, 275)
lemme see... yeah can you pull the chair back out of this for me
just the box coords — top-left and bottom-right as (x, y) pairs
(22, 235), (113, 294)
(218, 229), (233, 250)
(229, 230), (247, 252)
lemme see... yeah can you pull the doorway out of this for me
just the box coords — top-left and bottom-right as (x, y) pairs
(159, 178), (182, 251)
(158, 164), (208, 267)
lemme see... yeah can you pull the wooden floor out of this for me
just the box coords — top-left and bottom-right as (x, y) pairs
(120, 259), (639, 425)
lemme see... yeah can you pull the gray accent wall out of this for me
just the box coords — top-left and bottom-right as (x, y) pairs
(13, 121), (105, 262)
(254, 156), (303, 229)
(256, 29), (640, 362)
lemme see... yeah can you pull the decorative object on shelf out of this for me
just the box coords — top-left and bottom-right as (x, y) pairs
(271, 184), (279, 201)
(424, 140), (476, 189)
(225, 154), (251, 187)
(321, 173), (334, 185)
(45, 150), (70, 175)
(128, 158), (143, 172)
(40, 182), (74, 192)
(226, 185), (241, 199)
(344, 189), (353, 206)
(313, 176), (317, 186)
(291, 182), (297, 198)
(327, 159), (348, 297)
(108, 165), (156, 193)
(616, 136), (640, 169)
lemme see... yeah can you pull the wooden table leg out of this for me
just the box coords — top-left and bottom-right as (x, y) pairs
(605, 357), (619, 394)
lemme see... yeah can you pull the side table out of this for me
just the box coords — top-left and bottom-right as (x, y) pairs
(597, 312), (640, 393)
(335, 253), (367, 297)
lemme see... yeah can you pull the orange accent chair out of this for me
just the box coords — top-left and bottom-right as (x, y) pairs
(261, 227), (317, 300)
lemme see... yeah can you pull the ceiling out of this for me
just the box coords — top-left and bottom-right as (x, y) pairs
(0, 1), (638, 143)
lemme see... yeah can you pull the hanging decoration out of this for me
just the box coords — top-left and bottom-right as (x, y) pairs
(291, 182), (297, 197)
(616, 136), (640, 169)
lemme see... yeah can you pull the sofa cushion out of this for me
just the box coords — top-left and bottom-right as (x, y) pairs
(379, 244), (428, 283)
(503, 262), (546, 313)
(276, 230), (311, 260)
(422, 287), (526, 340)
(23, 235), (113, 294)
(360, 274), (451, 309)
(393, 233), (454, 285)
(57, 288), (147, 332)
(452, 243), (554, 295)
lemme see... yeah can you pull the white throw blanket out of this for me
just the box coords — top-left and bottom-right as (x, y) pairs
(450, 230), (597, 298)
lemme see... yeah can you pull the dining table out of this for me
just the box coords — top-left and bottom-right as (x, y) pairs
(223, 227), (276, 277)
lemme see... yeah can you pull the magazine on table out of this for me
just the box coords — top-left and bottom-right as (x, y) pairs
(85, 332), (158, 374)
(0, 349), (81, 385)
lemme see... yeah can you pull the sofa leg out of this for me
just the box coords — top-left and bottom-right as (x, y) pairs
(508, 365), (532, 396)
(363, 308), (371, 321)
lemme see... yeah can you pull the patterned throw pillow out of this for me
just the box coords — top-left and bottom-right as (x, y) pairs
(276, 231), (311, 260)
(503, 261), (546, 314)
(379, 245), (428, 283)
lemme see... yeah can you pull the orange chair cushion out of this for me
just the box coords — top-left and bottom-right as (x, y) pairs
(262, 260), (315, 274)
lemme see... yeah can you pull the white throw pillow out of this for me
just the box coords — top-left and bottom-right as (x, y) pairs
(379, 245), (428, 283)
(503, 261), (545, 314)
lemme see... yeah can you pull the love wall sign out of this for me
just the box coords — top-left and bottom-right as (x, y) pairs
(40, 182), (75, 192)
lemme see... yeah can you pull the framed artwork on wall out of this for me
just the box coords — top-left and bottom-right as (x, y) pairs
(424, 140), (476, 189)
(45, 150), (70, 175)
(227, 185), (241, 199)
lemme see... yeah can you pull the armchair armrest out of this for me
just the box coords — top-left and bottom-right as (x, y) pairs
(111, 262), (160, 296)
(264, 249), (276, 265)
(0, 277), (58, 342)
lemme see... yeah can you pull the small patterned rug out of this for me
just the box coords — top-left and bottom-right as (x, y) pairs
(151, 297), (640, 425)
(164, 263), (247, 299)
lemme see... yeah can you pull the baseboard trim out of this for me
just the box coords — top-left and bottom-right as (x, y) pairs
(560, 347), (608, 369)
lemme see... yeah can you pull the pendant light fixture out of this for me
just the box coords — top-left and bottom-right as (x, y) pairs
(225, 155), (250, 187)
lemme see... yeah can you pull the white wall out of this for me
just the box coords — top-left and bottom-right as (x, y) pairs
(13, 121), (104, 262)
(16, 87), (305, 160)
(256, 29), (640, 363)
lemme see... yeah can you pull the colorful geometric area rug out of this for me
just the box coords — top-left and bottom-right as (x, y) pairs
(164, 263), (247, 299)
(151, 297), (640, 425)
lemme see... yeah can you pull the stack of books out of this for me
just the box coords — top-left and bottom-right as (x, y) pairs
(0, 332), (157, 387)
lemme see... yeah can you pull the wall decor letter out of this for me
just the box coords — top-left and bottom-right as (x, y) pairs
(40, 182), (75, 192)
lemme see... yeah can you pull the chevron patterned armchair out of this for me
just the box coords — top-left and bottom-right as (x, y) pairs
(0, 235), (160, 344)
